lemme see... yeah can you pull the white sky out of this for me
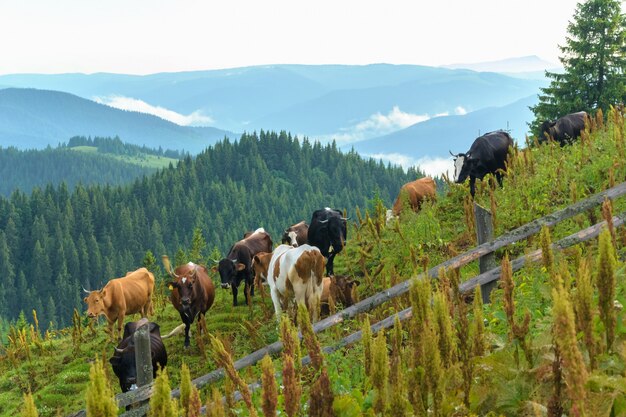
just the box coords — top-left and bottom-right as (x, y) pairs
(0, 0), (584, 75)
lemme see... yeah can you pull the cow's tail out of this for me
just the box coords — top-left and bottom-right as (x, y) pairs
(161, 323), (186, 339)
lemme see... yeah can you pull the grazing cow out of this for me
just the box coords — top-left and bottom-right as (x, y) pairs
(109, 318), (168, 393)
(539, 111), (588, 146)
(281, 221), (309, 247)
(391, 177), (437, 216)
(162, 256), (215, 348)
(308, 208), (348, 276)
(451, 130), (514, 197)
(218, 228), (273, 306)
(255, 244), (325, 322)
(320, 275), (360, 316)
(83, 268), (155, 338)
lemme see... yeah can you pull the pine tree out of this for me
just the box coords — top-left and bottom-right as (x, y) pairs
(531, 0), (626, 131)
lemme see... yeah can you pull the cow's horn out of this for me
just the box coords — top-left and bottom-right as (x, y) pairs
(319, 219), (329, 224)
(341, 217), (350, 221)
(115, 347), (126, 354)
(161, 255), (179, 279)
(449, 150), (455, 157)
(82, 286), (90, 294)
(232, 259), (238, 264)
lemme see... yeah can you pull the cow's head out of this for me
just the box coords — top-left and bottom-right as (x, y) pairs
(83, 289), (107, 318)
(330, 275), (360, 307)
(450, 151), (475, 184)
(162, 256), (202, 313)
(252, 252), (273, 287)
(217, 258), (245, 289)
(282, 230), (299, 247)
(539, 120), (557, 143)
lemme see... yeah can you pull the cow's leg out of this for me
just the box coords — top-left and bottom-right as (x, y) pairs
(244, 282), (251, 306)
(117, 314), (125, 340)
(179, 311), (191, 348)
(470, 178), (476, 198)
(232, 285), (238, 307)
(269, 286), (283, 320)
(496, 172), (504, 188)
(326, 253), (336, 276)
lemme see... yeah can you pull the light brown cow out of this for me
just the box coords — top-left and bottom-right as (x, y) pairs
(392, 177), (437, 216)
(320, 275), (360, 316)
(83, 267), (155, 338)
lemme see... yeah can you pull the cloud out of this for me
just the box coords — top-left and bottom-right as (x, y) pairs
(93, 95), (214, 126)
(455, 106), (467, 115)
(354, 106), (430, 133)
(368, 153), (453, 178)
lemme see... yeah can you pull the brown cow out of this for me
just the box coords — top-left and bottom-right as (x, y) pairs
(392, 177), (437, 216)
(163, 256), (215, 348)
(83, 267), (155, 338)
(281, 221), (309, 247)
(320, 275), (360, 316)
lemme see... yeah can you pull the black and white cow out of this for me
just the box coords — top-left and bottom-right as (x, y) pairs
(451, 130), (514, 197)
(539, 111), (588, 146)
(308, 208), (348, 276)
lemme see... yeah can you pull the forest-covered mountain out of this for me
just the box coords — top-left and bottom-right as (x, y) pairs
(0, 131), (420, 329)
(0, 88), (236, 152)
(0, 136), (181, 196)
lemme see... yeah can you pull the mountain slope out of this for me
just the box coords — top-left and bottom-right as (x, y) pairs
(351, 95), (538, 160)
(0, 88), (236, 152)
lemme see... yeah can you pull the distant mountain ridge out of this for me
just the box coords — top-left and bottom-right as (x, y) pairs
(0, 88), (236, 152)
(442, 55), (560, 73)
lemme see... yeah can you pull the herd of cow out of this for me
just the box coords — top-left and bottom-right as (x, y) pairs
(81, 110), (588, 394)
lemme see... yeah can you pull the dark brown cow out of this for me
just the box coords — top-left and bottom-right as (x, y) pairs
(539, 111), (588, 146)
(83, 268), (155, 338)
(392, 177), (437, 216)
(163, 256), (215, 348)
(281, 221), (309, 247)
(320, 275), (360, 316)
(217, 228), (273, 306)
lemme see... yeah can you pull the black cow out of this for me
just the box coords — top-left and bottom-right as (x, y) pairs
(451, 130), (514, 197)
(281, 221), (309, 247)
(109, 319), (167, 393)
(308, 208), (348, 276)
(539, 111), (588, 146)
(217, 228), (273, 306)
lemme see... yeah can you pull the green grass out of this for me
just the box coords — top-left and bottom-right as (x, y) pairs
(70, 146), (178, 169)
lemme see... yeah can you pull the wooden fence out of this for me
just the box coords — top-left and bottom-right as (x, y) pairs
(68, 181), (626, 417)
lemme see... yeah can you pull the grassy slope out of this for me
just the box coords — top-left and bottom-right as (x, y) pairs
(3, 109), (626, 416)
(69, 146), (178, 169)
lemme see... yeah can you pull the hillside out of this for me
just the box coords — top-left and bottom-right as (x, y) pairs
(2, 109), (625, 417)
(0, 88), (236, 152)
(0, 137), (179, 196)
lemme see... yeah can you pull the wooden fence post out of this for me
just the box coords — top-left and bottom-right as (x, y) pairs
(474, 202), (497, 303)
(134, 319), (153, 388)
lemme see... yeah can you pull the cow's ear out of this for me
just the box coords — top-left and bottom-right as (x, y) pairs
(236, 262), (246, 271)
(211, 265), (218, 273)
(83, 297), (88, 303)
(100, 289), (107, 297)
(349, 280), (360, 287)
(167, 281), (178, 290)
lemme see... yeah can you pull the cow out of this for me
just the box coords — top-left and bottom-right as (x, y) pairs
(217, 228), (273, 306)
(109, 318), (168, 393)
(254, 244), (325, 322)
(391, 177), (437, 216)
(539, 111), (588, 146)
(320, 275), (360, 316)
(308, 208), (348, 276)
(451, 130), (514, 197)
(281, 221), (309, 247)
(83, 268), (155, 338)
(162, 256), (215, 348)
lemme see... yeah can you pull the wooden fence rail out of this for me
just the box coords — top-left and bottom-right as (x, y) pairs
(68, 181), (626, 417)
(208, 211), (626, 409)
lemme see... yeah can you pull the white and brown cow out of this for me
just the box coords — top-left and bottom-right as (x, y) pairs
(253, 244), (325, 322)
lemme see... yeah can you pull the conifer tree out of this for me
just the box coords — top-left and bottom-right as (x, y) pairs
(21, 390), (38, 417)
(85, 358), (117, 417)
(531, 0), (626, 130)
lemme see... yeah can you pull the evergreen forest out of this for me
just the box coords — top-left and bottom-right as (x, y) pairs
(0, 130), (420, 331)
